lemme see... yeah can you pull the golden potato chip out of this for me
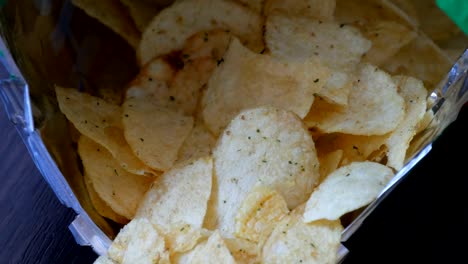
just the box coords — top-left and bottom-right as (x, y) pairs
(93, 256), (116, 264)
(234, 186), (289, 243)
(72, 0), (140, 48)
(236, 0), (264, 13)
(304, 64), (405, 135)
(318, 149), (343, 182)
(108, 218), (169, 264)
(78, 136), (153, 219)
(202, 38), (330, 135)
(138, 0), (263, 64)
(382, 34), (452, 88)
(84, 174), (129, 224)
(120, 0), (160, 32)
(362, 20), (417, 66)
(265, 13), (371, 69)
(181, 29), (232, 61)
(177, 119), (216, 164)
(212, 107), (320, 237)
(385, 76), (427, 170)
(224, 238), (260, 264)
(303, 161), (394, 223)
(320, 71), (354, 106)
(55, 86), (152, 176)
(123, 59), (194, 171)
(136, 157), (213, 228)
(161, 223), (211, 255)
(188, 231), (236, 264)
(262, 212), (343, 264)
(265, 0), (336, 20)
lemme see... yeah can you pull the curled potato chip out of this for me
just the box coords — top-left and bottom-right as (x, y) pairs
(136, 157), (213, 228)
(320, 71), (354, 106)
(305, 64), (405, 135)
(385, 76), (427, 170)
(181, 29), (232, 61)
(84, 174), (129, 224)
(72, 0), (140, 48)
(120, 0), (160, 32)
(108, 218), (169, 264)
(262, 209), (343, 264)
(160, 223), (211, 255)
(234, 186), (289, 243)
(188, 231), (236, 264)
(78, 136), (153, 219)
(318, 149), (343, 182)
(303, 161), (394, 223)
(56, 86), (152, 175)
(177, 119), (216, 164)
(362, 20), (417, 66)
(202, 38), (330, 135)
(265, 0), (336, 20)
(138, 0), (263, 64)
(212, 107), (320, 237)
(123, 59), (194, 171)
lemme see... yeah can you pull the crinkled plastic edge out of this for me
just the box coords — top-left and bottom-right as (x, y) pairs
(0, 38), (111, 256)
(1, 32), (468, 260)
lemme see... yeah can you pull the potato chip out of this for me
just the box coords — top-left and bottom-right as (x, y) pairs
(138, 0), (263, 64)
(72, 0), (140, 48)
(362, 20), (417, 66)
(224, 238), (260, 264)
(304, 64), (405, 135)
(320, 71), (354, 106)
(234, 186), (289, 243)
(202, 38), (330, 135)
(177, 119), (216, 164)
(385, 76), (427, 170)
(136, 157), (213, 228)
(123, 59), (194, 171)
(262, 211), (343, 264)
(382, 34), (453, 88)
(188, 231), (237, 264)
(161, 223), (211, 255)
(181, 29), (232, 61)
(318, 149), (343, 182)
(55, 86), (152, 176)
(303, 161), (394, 223)
(120, 0), (160, 32)
(78, 136), (153, 219)
(236, 0), (264, 13)
(212, 107), (320, 237)
(108, 218), (169, 264)
(264, 0), (336, 20)
(388, 0), (419, 24)
(93, 255), (116, 264)
(84, 174), (129, 224)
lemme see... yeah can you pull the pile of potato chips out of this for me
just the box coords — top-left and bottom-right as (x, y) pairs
(54, 0), (464, 263)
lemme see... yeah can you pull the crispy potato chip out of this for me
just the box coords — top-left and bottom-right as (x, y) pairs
(160, 223), (211, 255)
(236, 0), (264, 13)
(388, 0), (419, 25)
(181, 29), (232, 61)
(362, 20), (417, 66)
(188, 231), (237, 264)
(84, 174), (129, 224)
(120, 0), (160, 32)
(318, 149), (343, 182)
(265, 0), (336, 20)
(212, 107), (320, 237)
(305, 64), (405, 135)
(202, 38), (330, 135)
(78, 136), (153, 219)
(138, 0), (263, 64)
(383, 34), (452, 88)
(315, 133), (386, 166)
(225, 238), (260, 264)
(320, 71), (354, 106)
(303, 161), (394, 222)
(108, 218), (169, 264)
(177, 119), (216, 164)
(234, 186), (289, 243)
(123, 59), (194, 171)
(55, 86), (152, 175)
(136, 157), (213, 228)
(72, 0), (140, 48)
(385, 76), (427, 170)
(262, 211), (343, 264)
(93, 256), (116, 264)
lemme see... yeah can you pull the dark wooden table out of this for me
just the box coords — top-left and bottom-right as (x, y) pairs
(0, 99), (466, 264)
